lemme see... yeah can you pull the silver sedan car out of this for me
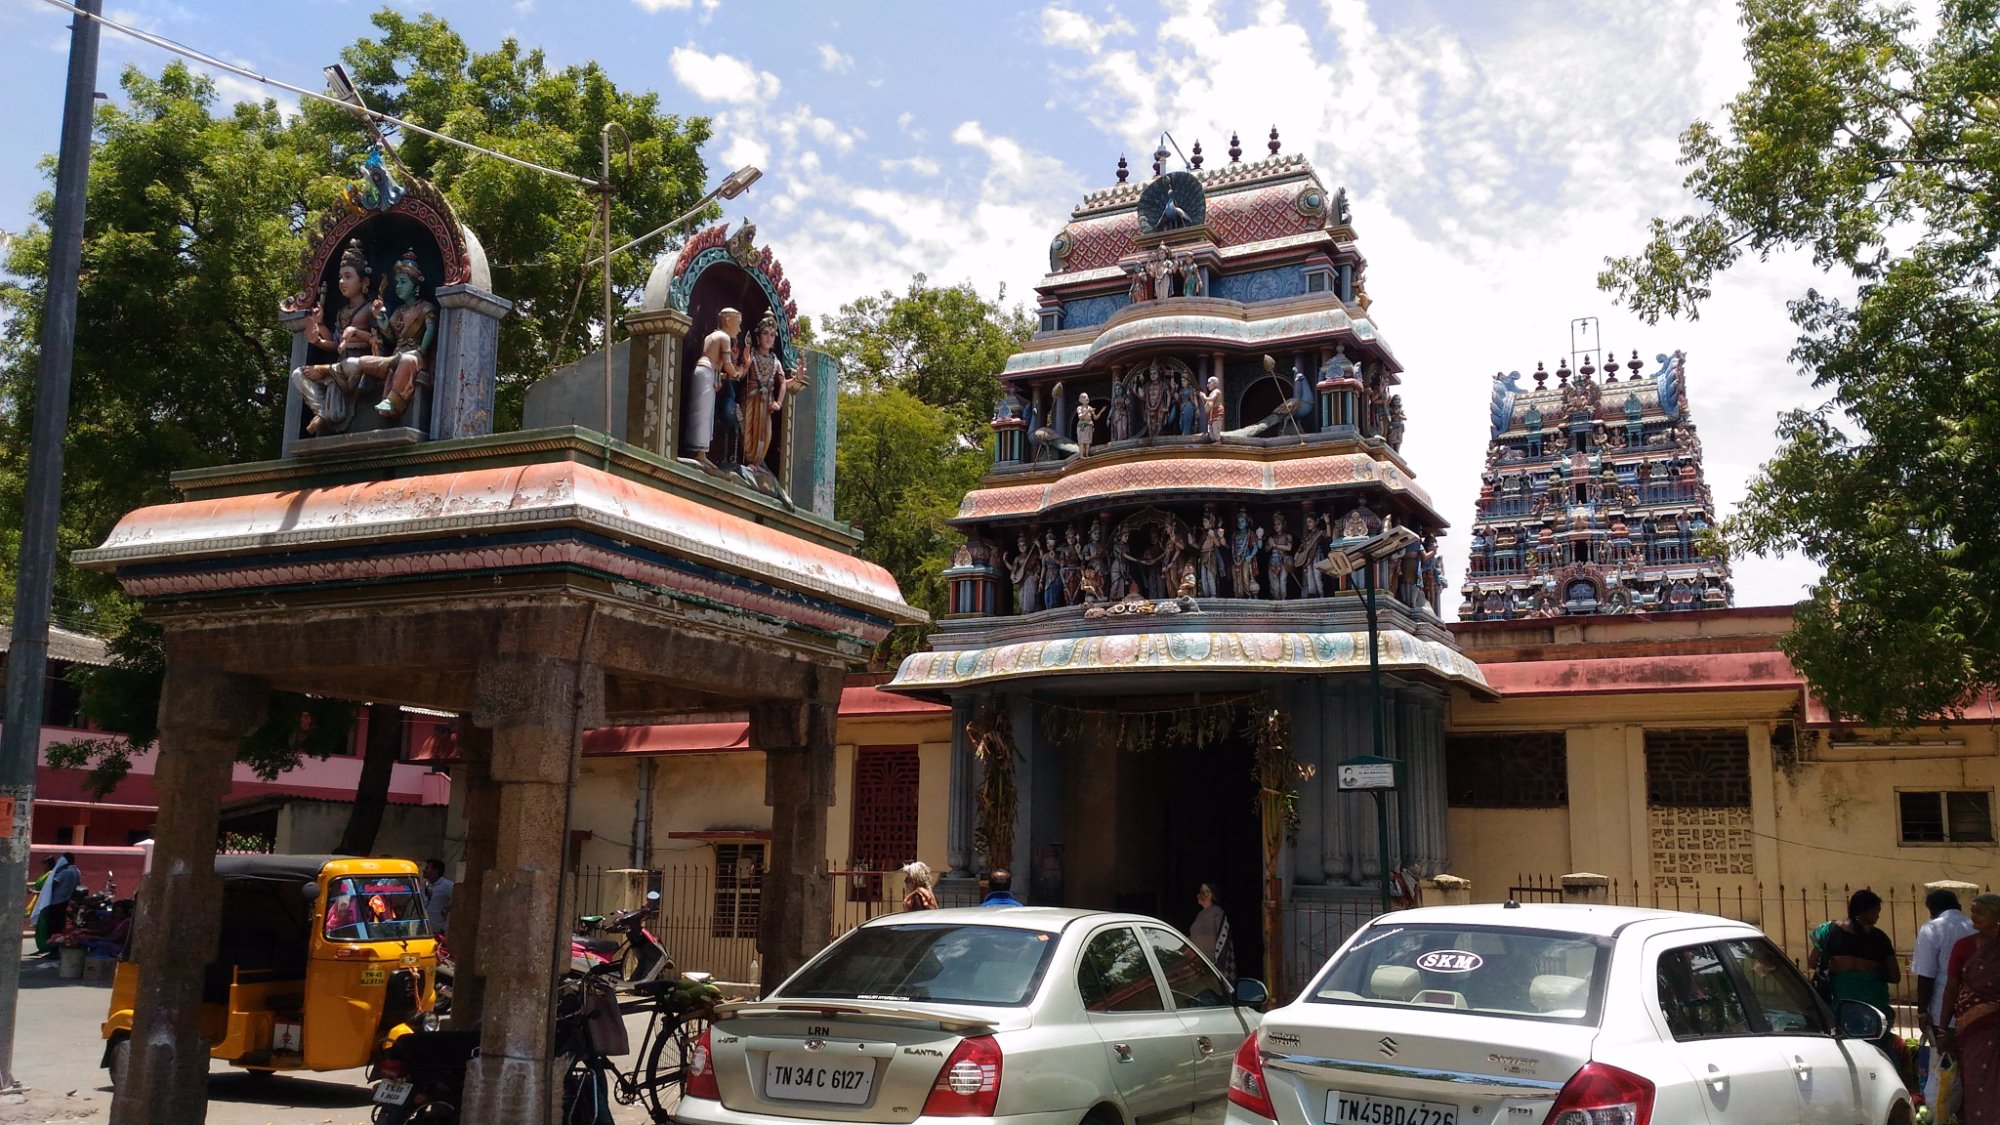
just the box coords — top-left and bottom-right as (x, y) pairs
(678, 907), (1265, 1125)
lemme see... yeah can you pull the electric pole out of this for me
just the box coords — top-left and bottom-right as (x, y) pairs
(0, 0), (102, 1089)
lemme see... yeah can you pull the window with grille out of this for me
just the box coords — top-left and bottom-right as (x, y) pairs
(1446, 733), (1568, 807)
(1898, 791), (1994, 845)
(1644, 729), (1750, 807)
(849, 746), (921, 900)
(711, 843), (764, 939)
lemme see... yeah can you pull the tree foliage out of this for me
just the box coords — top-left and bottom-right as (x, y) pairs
(1601, 0), (2000, 726)
(1, 12), (710, 808)
(821, 276), (1030, 658)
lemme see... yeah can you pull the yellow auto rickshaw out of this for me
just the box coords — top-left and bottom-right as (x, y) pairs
(102, 854), (438, 1084)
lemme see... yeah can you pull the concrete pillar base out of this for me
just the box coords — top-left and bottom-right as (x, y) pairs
(459, 1053), (558, 1123)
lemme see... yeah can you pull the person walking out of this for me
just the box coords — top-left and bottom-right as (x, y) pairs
(1190, 883), (1237, 983)
(978, 869), (1024, 907)
(1939, 893), (2000, 1125)
(421, 858), (454, 938)
(900, 861), (939, 911)
(32, 852), (79, 956)
(1916, 887), (1978, 1111)
(1809, 889), (1902, 1063)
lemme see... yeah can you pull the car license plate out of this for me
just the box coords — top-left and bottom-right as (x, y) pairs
(764, 1050), (874, 1104)
(373, 1080), (413, 1106)
(1326, 1091), (1457, 1125)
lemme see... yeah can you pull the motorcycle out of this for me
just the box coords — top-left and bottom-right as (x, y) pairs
(569, 890), (667, 982)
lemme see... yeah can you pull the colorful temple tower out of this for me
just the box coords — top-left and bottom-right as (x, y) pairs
(889, 136), (1488, 989)
(1459, 351), (1733, 619)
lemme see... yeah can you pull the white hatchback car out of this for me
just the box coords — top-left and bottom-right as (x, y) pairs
(1225, 903), (1912, 1125)
(678, 907), (1264, 1125)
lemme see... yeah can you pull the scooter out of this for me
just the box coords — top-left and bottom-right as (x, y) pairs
(569, 890), (667, 981)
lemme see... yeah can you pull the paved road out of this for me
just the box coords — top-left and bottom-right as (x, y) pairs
(0, 946), (666, 1124)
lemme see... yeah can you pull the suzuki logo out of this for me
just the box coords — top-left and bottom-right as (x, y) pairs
(803, 1039), (826, 1052)
(1378, 1036), (1399, 1058)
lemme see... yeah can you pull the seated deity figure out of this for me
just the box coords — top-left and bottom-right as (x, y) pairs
(686, 307), (747, 471)
(740, 310), (809, 486)
(294, 247), (436, 432)
(291, 239), (381, 436)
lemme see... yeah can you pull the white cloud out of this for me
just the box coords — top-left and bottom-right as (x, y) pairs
(817, 43), (854, 73)
(880, 156), (942, 178)
(1040, 6), (1134, 54)
(632, 0), (693, 9)
(668, 46), (780, 105)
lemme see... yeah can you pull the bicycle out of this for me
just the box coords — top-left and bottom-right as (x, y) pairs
(560, 968), (723, 1124)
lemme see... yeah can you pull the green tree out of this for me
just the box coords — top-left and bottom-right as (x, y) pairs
(822, 274), (1032, 437)
(1, 12), (712, 848)
(1601, 0), (2000, 727)
(822, 276), (1029, 658)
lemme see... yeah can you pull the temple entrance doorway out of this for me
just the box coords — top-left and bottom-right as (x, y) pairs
(1058, 711), (1262, 983)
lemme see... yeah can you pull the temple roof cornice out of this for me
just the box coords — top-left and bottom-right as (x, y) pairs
(1003, 295), (1399, 380)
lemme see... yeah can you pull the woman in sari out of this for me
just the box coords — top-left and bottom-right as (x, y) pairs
(1941, 892), (2000, 1125)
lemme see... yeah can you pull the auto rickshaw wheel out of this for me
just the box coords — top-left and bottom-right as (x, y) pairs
(106, 1035), (130, 1090)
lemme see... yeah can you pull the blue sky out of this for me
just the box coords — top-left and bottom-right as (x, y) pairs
(0, 0), (1833, 609)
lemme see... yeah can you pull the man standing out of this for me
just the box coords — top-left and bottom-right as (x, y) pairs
(33, 853), (79, 955)
(422, 858), (454, 938)
(1916, 886), (1977, 1109)
(978, 869), (1024, 908)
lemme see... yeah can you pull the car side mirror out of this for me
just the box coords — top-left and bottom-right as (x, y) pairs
(1834, 998), (1885, 1040)
(1234, 978), (1270, 1009)
(302, 882), (322, 903)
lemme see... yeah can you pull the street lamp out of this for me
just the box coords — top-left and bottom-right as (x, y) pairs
(1318, 523), (1420, 909)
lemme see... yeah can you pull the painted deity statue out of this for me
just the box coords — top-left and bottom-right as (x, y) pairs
(1109, 376), (1132, 443)
(1145, 248), (1177, 301)
(1197, 507), (1225, 598)
(1176, 373), (1199, 436)
(1085, 520), (1111, 601)
(1266, 513), (1296, 600)
(686, 307), (747, 470)
(1175, 252), (1205, 297)
(1075, 392), (1105, 455)
(294, 246), (435, 433)
(1009, 532), (1039, 614)
(1038, 530), (1064, 612)
(1203, 375), (1225, 440)
(1109, 527), (1136, 600)
(1143, 367), (1170, 437)
(1155, 525), (1189, 601)
(1060, 526), (1085, 605)
(292, 239), (380, 435)
(1230, 510), (1262, 598)
(741, 310), (809, 471)
(1296, 511), (1328, 597)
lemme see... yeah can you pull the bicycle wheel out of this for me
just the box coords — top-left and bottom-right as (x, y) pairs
(641, 1013), (710, 1122)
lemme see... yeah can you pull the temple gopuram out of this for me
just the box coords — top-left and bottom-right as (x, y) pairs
(1459, 350), (1733, 619)
(888, 134), (1488, 988)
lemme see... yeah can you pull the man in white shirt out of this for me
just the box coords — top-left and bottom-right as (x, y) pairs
(1914, 887), (1977, 1108)
(422, 858), (455, 938)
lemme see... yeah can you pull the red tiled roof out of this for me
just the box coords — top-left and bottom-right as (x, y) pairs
(1475, 651), (1805, 698)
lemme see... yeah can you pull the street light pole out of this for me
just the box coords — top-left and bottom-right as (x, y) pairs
(0, 0), (101, 1089)
(1359, 559), (1392, 912)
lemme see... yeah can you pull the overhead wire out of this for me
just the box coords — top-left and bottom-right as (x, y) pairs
(33, 0), (603, 189)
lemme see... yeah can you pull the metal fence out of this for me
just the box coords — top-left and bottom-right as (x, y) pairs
(567, 863), (905, 988)
(1507, 874), (1994, 1014)
(1284, 896), (1389, 1000)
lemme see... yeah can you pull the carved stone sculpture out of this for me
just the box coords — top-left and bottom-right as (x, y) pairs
(686, 306), (747, 471)
(1266, 513), (1296, 600)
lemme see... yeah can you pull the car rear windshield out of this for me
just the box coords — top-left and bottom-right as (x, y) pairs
(777, 923), (1060, 1007)
(322, 875), (431, 941)
(1309, 923), (1610, 1025)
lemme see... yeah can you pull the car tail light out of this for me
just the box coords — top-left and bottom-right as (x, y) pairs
(685, 1026), (720, 1100)
(1544, 1061), (1654, 1125)
(1228, 1031), (1277, 1120)
(922, 1035), (1003, 1116)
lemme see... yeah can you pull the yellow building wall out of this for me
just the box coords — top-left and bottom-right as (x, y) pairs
(1446, 808), (1569, 899)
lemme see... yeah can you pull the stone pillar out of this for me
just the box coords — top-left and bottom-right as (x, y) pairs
(278, 307), (312, 459)
(753, 696), (838, 992)
(1561, 872), (1611, 904)
(457, 654), (599, 1125)
(1397, 687), (1449, 875)
(944, 699), (976, 878)
(447, 721), (498, 1029)
(111, 666), (265, 1125)
(431, 284), (513, 441)
(623, 307), (692, 459)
